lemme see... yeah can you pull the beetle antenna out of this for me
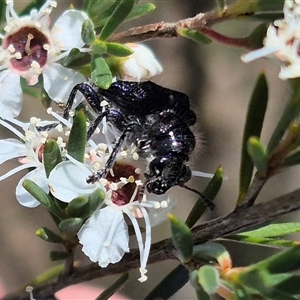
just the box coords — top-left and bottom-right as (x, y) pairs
(180, 184), (215, 212)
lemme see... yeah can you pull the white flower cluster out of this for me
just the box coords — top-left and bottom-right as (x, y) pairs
(242, 0), (300, 80)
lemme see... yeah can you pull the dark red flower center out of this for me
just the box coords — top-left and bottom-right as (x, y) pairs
(106, 162), (141, 206)
(3, 26), (49, 71)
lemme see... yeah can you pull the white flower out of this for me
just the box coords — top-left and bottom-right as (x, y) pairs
(49, 146), (171, 282)
(0, 0), (89, 118)
(116, 43), (163, 81)
(241, 0), (300, 80)
(0, 116), (65, 207)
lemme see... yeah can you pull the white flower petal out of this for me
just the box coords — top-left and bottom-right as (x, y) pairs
(48, 161), (99, 202)
(43, 63), (85, 103)
(51, 10), (88, 50)
(0, 70), (22, 118)
(78, 206), (129, 267)
(0, 139), (26, 164)
(16, 168), (49, 208)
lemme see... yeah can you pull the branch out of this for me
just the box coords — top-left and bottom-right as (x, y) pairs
(5, 188), (300, 300)
(108, 11), (251, 49)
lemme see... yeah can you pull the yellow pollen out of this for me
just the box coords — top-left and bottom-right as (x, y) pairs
(100, 100), (109, 107)
(133, 152), (139, 160)
(135, 168), (141, 174)
(31, 61), (41, 71)
(161, 200), (168, 208)
(128, 175), (135, 183)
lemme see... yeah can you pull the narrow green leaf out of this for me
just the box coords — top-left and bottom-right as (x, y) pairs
(234, 284), (253, 300)
(126, 3), (156, 22)
(238, 72), (268, 205)
(198, 265), (220, 294)
(251, 246), (300, 273)
(144, 265), (189, 300)
(267, 78), (300, 153)
(62, 48), (91, 68)
(92, 40), (108, 55)
(0, 0), (6, 24)
(215, 0), (226, 15)
(282, 150), (300, 167)
(19, 0), (45, 16)
(26, 264), (64, 286)
(275, 275), (300, 295)
(192, 242), (230, 266)
(67, 188), (105, 219)
(49, 251), (71, 261)
(81, 19), (95, 45)
(91, 55), (113, 89)
(91, 2), (121, 30)
(168, 214), (193, 263)
(67, 196), (88, 217)
(67, 110), (87, 162)
(96, 273), (129, 300)
(106, 42), (133, 57)
(99, 0), (135, 41)
(59, 218), (83, 234)
(247, 136), (268, 174)
(22, 180), (64, 219)
(238, 222), (300, 238)
(177, 28), (212, 45)
(246, 23), (268, 50)
(41, 88), (52, 108)
(224, 235), (300, 247)
(195, 288), (212, 300)
(36, 227), (64, 243)
(43, 140), (62, 177)
(186, 166), (223, 228)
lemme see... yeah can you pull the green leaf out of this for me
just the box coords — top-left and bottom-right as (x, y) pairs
(226, 0), (284, 16)
(91, 55), (113, 88)
(106, 42), (133, 57)
(67, 188), (105, 219)
(234, 284), (253, 300)
(192, 242), (230, 266)
(126, 3), (156, 22)
(246, 23), (268, 50)
(49, 251), (72, 261)
(43, 140), (62, 177)
(81, 19), (95, 45)
(67, 110), (87, 162)
(36, 227), (64, 243)
(275, 275), (300, 295)
(96, 273), (129, 300)
(252, 246), (300, 274)
(0, 0), (6, 24)
(20, 77), (40, 99)
(186, 166), (223, 228)
(144, 265), (189, 300)
(22, 180), (64, 219)
(177, 28), (212, 45)
(198, 265), (220, 294)
(168, 214), (193, 263)
(195, 288), (212, 300)
(238, 222), (300, 238)
(247, 137), (268, 175)
(238, 72), (268, 205)
(99, 0), (135, 41)
(92, 40), (108, 55)
(224, 235), (300, 247)
(282, 150), (300, 167)
(58, 218), (83, 234)
(267, 78), (300, 153)
(19, 0), (45, 16)
(215, 0), (226, 15)
(41, 88), (52, 108)
(62, 48), (91, 69)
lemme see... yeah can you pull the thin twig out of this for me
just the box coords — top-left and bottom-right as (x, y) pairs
(5, 188), (300, 300)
